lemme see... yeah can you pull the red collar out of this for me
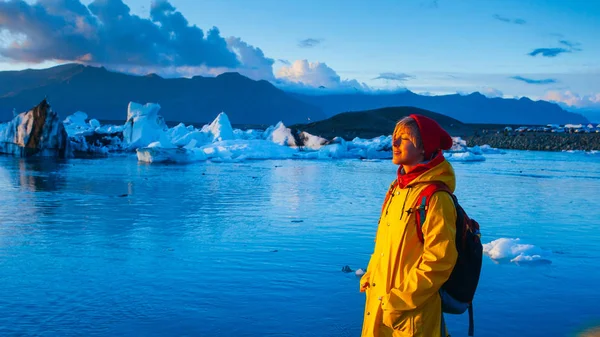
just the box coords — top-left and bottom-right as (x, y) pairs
(396, 151), (445, 188)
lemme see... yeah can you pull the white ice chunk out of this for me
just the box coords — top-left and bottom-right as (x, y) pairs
(483, 238), (552, 264)
(446, 152), (486, 162)
(122, 102), (168, 150)
(234, 128), (263, 140)
(479, 144), (505, 154)
(63, 111), (94, 137)
(173, 130), (212, 147)
(468, 145), (483, 155)
(95, 124), (125, 134)
(299, 131), (328, 150)
(264, 122), (297, 146)
(201, 140), (298, 160)
(167, 123), (191, 143)
(450, 136), (468, 152)
(63, 111), (88, 126)
(208, 112), (234, 141)
(89, 119), (101, 129)
(137, 147), (199, 163)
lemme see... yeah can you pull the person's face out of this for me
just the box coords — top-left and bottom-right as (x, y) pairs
(392, 127), (423, 166)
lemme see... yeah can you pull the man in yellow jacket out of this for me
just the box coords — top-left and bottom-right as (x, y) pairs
(360, 114), (457, 337)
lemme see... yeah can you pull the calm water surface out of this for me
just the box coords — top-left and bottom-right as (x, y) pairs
(0, 150), (599, 336)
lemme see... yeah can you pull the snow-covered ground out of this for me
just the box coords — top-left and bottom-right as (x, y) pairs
(59, 101), (500, 163)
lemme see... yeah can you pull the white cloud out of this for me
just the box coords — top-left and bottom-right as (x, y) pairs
(107, 64), (222, 78)
(106, 37), (277, 81)
(103, 44), (373, 95)
(275, 59), (369, 92)
(543, 90), (600, 108)
(480, 87), (504, 98)
(225, 37), (275, 81)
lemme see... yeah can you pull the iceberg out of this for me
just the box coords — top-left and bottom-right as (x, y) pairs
(168, 123), (197, 146)
(298, 131), (328, 150)
(52, 103), (493, 164)
(344, 136), (392, 159)
(0, 99), (70, 157)
(63, 111), (92, 135)
(450, 137), (468, 152)
(452, 137), (502, 156)
(122, 102), (169, 149)
(137, 147), (198, 163)
(137, 139), (299, 163)
(233, 128), (263, 140)
(63, 110), (124, 156)
(478, 144), (505, 154)
(205, 112), (234, 141)
(483, 238), (552, 264)
(135, 115), (490, 164)
(445, 152), (486, 162)
(264, 122), (298, 147)
(89, 119), (101, 129)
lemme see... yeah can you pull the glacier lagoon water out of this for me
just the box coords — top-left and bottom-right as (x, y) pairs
(0, 150), (599, 337)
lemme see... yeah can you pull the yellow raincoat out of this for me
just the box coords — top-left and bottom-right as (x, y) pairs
(361, 159), (458, 337)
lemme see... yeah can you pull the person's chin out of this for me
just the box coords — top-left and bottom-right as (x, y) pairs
(391, 158), (402, 165)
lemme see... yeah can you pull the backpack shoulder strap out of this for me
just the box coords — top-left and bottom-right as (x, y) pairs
(414, 182), (453, 243)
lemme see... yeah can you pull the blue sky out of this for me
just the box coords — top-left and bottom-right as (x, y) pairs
(1, 0), (599, 116)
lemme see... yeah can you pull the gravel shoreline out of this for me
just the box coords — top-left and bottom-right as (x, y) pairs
(465, 132), (600, 151)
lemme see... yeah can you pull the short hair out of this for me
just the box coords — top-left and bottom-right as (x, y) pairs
(393, 116), (423, 150)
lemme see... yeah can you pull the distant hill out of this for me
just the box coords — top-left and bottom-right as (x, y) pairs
(292, 106), (472, 140)
(0, 64), (325, 125)
(290, 91), (589, 125)
(0, 64), (589, 126)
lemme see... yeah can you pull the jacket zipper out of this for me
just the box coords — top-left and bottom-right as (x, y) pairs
(383, 185), (396, 216)
(399, 187), (412, 220)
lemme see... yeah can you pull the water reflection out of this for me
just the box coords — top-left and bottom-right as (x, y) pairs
(14, 157), (67, 192)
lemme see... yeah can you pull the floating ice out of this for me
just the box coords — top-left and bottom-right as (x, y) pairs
(299, 131), (328, 150)
(122, 102), (169, 149)
(206, 112), (234, 141)
(89, 119), (101, 129)
(478, 144), (505, 154)
(264, 122), (297, 146)
(59, 104), (495, 163)
(483, 238), (552, 264)
(63, 110), (125, 155)
(233, 128), (263, 140)
(0, 99), (69, 157)
(137, 147), (198, 163)
(64, 111), (94, 137)
(95, 124), (125, 134)
(453, 137), (502, 156)
(450, 137), (468, 152)
(445, 152), (486, 162)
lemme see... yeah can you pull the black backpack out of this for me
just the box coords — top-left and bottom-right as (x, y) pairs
(413, 182), (483, 336)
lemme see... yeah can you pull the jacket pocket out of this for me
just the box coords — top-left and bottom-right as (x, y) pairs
(382, 308), (423, 336)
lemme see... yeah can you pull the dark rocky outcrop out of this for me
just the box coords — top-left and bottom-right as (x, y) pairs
(0, 99), (69, 157)
(466, 132), (600, 151)
(292, 106), (470, 140)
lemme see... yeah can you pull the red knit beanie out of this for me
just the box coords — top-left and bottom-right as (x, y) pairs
(409, 114), (453, 159)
